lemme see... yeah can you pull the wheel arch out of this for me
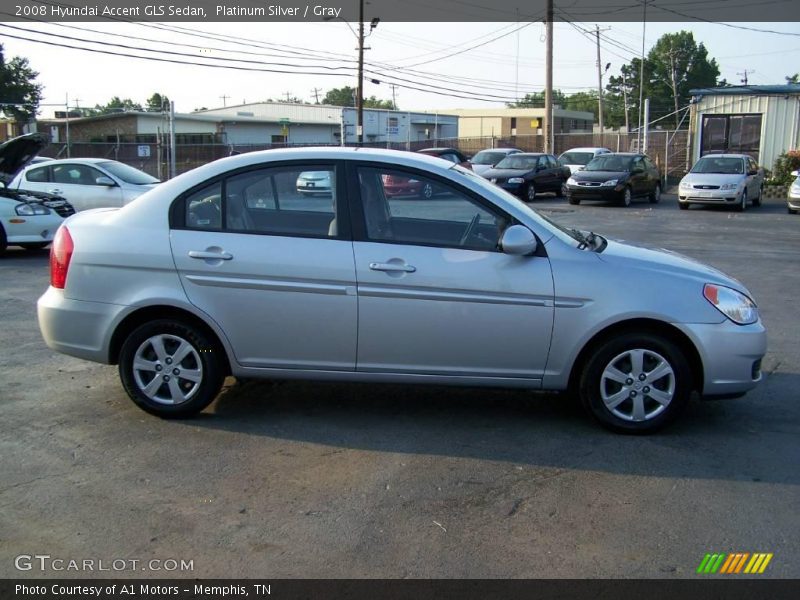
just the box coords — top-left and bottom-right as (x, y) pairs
(567, 318), (704, 395)
(108, 305), (232, 375)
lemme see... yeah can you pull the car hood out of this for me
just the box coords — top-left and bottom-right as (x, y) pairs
(482, 168), (531, 179)
(572, 170), (628, 182)
(0, 133), (49, 184)
(598, 238), (749, 295)
(681, 173), (745, 186)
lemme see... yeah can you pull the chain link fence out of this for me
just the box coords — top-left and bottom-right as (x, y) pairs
(43, 131), (691, 186)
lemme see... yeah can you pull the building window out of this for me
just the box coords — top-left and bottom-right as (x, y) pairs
(271, 135), (287, 144)
(701, 114), (762, 163)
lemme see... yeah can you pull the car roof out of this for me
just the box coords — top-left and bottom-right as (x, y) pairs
(476, 148), (520, 153)
(23, 157), (113, 167)
(697, 154), (750, 159)
(560, 147), (610, 153)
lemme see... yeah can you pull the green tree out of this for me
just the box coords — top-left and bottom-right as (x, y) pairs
(786, 73), (799, 84)
(322, 86), (396, 109)
(607, 32), (721, 130)
(506, 89), (566, 108)
(146, 92), (170, 112)
(94, 96), (143, 114)
(0, 43), (43, 123)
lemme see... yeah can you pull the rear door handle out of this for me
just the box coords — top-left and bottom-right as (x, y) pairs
(369, 262), (416, 273)
(189, 250), (233, 260)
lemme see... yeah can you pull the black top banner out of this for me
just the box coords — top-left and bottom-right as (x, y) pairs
(3, 0), (800, 22)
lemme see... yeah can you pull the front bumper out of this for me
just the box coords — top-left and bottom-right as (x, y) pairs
(788, 191), (800, 210)
(566, 185), (622, 202)
(678, 319), (767, 397)
(678, 188), (739, 204)
(0, 214), (63, 244)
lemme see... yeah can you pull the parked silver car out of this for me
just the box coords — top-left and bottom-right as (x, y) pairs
(678, 154), (763, 211)
(38, 148), (766, 433)
(788, 169), (800, 214)
(10, 158), (160, 212)
(470, 148), (523, 177)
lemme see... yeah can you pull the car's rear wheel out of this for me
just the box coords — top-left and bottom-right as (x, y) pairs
(649, 183), (661, 203)
(119, 320), (225, 418)
(579, 332), (692, 433)
(420, 183), (434, 199)
(526, 182), (536, 202)
(621, 187), (632, 207)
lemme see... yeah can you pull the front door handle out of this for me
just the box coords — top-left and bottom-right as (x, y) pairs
(369, 262), (416, 273)
(189, 250), (233, 260)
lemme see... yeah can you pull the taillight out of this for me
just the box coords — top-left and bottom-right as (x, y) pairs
(50, 226), (74, 289)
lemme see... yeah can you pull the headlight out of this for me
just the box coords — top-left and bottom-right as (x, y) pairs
(508, 177), (525, 184)
(15, 203), (51, 216)
(719, 183), (738, 191)
(679, 180), (691, 189)
(601, 179), (618, 187)
(567, 177), (577, 186)
(703, 284), (758, 325)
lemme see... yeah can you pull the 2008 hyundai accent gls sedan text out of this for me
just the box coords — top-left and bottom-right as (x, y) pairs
(38, 148), (766, 433)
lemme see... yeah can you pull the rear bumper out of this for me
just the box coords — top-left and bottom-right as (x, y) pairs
(678, 319), (767, 397)
(37, 287), (127, 364)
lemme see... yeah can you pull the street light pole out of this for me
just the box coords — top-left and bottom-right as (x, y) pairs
(357, 0), (365, 145)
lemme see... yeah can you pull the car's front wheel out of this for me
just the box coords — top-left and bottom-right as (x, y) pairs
(119, 320), (225, 418)
(579, 332), (692, 433)
(419, 183), (434, 199)
(752, 186), (762, 207)
(620, 187), (632, 207)
(649, 183), (661, 203)
(734, 189), (747, 212)
(526, 182), (536, 202)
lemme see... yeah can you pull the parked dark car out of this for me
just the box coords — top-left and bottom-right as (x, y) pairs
(566, 153), (662, 207)
(483, 153), (570, 202)
(417, 147), (472, 169)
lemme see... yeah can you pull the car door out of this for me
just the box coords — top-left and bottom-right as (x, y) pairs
(534, 155), (554, 191)
(351, 163), (554, 380)
(629, 157), (648, 197)
(169, 161), (358, 371)
(45, 163), (125, 211)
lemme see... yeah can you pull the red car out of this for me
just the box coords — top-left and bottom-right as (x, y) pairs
(381, 174), (434, 199)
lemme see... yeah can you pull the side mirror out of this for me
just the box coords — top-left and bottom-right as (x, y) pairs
(96, 176), (116, 187)
(500, 225), (538, 256)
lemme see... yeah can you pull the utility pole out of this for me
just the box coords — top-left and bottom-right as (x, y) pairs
(622, 71), (630, 132)
(642, 97), (650, 154)
(595, 25), (611, 144)
(357, 0), (365, 144)
(389, 84), (398, 110)
(545, 0), (553, 153)
(311, 87), (322, 103)
(219, 94), (229, 107)
(65, 93), (71, 158)
(169, 100), (176, 180)
(283, 91), (293, 102)
(637, 0), (648, 152)
(737, 70), (754, 85)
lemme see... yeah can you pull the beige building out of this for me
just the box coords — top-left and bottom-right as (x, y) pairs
(441, 107), (594, 138)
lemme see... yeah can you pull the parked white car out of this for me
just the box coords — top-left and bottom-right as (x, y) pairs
(789, 169), (800, 214)
(0, 133), (75, 254)
(678, 154), (763, 212)
(10, 158), (160, 212)
(558, 147), (612, 174)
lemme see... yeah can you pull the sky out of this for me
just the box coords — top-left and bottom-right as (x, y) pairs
(1, 19), (799, 118)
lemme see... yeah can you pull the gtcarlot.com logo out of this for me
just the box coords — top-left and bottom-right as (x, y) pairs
(15, 554), (194, 572)
(697, 552), (773, 574)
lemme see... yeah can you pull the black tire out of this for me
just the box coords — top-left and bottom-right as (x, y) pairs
(678, 201), (689, 210)
(649, 183), (661, 204)
(734, 189), (746, 212)
(560, 182), (569, 198)
(19, 242), (50, 250)
(790, 206), (798, 215)
(119, 319), (225, 418)
(752, 186), (762, 207)
(525, 182), (536, 202)
(620, 187), (632, 207)
(568, 196), (580, 205)
(578, 332), (692, 434)
(0, 225), (7, 255)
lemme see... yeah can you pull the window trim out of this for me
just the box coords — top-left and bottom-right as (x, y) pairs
(347, 160), (520, 253)
(169, 159), (350, 241)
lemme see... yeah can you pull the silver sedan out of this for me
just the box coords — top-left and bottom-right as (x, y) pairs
(678, 154), (763, 211)
(37, 148), (766, 433)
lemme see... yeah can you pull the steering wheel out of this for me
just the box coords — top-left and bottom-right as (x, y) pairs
(459, 213), (481, 246)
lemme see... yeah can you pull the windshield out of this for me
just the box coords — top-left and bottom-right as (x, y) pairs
(690, 157), (744, 175)
(99, 161), (160, 185)
(584, 155), (633, 172)
(472, 151), (508, 165)
(559, 152), (595, 166)
(495, 156), (539, 170)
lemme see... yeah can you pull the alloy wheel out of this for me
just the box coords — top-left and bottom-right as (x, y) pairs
(599, 348), (675, 422)
(132, 334), (203, 405)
